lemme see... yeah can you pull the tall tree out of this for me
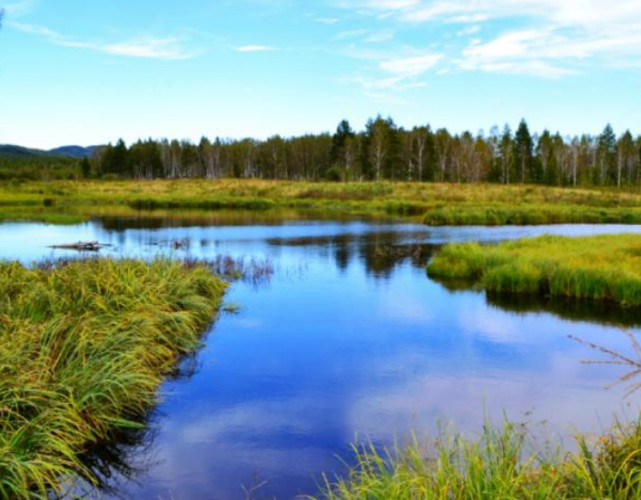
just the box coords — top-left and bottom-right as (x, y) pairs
(514, 119), (534, 183)
(536, 130), (554, 184)
(597, 124), (617, 185)
(434, 128), (452, 182)
(365, 116), (394, 181)
(499, 125), (513, 184)
(331, 120), (355, 163)
(409, 125), (434, 182)
(331, 120), (356, 180)
(617, 130), (636, 187)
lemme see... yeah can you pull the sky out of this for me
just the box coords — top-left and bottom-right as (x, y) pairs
(1, 0), (640, 149)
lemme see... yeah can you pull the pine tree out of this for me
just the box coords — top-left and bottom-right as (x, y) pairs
(597, 124), (616, 185)
(514, 119), (534, 183)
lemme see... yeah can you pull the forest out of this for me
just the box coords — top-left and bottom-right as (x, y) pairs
(3, 118), (641, 188)
(91, 118), (641, 187)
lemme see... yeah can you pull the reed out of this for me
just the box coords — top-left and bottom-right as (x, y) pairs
(0, 258), (226, 498)
(315, 418), (641, 499)
(427, 234), (641, 306)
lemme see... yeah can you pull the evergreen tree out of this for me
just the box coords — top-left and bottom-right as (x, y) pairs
(80, 157), (91, 179)
(597, 124), (617, 185)
(514, 119), (534, 183)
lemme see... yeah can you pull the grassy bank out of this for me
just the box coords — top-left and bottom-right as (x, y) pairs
(0, 207), (87, 224)
(427, 234), (641, 306)
(316, 418), (641, 499)
(0, 258), (226, 498)
(3, 179), (641, 225)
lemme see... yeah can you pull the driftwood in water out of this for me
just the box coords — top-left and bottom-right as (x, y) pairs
(49, 241), (104, 251)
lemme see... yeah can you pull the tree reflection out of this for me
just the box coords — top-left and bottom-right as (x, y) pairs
(267, 230), (436, 279)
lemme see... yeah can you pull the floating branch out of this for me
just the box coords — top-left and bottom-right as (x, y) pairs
(49, 241), (109, 251)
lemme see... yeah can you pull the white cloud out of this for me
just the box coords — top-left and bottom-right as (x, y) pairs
(380, 52), (442, 76)
(457, 24), (481, 37)
(336, 0), (641, 77)
(333, 28), (369, 40)
(235, 45), (273, 52)
(100, 38), (196, 60)
(338, 51), (440, 96)
(2, 0), (34, 18)
(10, 22), (198, 60)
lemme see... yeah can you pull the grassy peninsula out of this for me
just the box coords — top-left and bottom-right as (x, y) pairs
(0, 258), (226, 498)
(4, 179), (641, 225)
(428, 234), (641, 307)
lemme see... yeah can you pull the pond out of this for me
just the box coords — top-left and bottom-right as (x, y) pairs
(2, 215), (641, 499)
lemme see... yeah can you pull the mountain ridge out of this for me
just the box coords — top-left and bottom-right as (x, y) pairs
(0, 144), (101, 158)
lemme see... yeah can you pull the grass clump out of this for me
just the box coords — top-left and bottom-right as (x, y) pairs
(427, 234), (641, 306)
(0, 258), (226, 498)
(316, 418), (641, 499)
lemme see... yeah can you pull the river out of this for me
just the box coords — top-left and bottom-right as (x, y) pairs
(2, 214), (640, 499)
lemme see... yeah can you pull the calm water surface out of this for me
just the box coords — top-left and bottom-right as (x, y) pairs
(2, 215), (641, 499)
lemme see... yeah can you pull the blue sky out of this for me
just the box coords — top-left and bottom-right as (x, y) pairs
(1, 0), (640, 149)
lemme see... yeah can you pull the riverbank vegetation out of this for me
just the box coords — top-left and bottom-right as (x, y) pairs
(5, 179), (641, 225)
(427, 234), (641, 306)
(0, 258), (226, 498)
(317, 417), (641, 499)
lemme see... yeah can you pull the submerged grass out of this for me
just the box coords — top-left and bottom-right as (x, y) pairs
(427, 234), (641, 307)
(0, 258), (226, 498)
(3, 180), (641, 225)
(315, 417), (641, 499)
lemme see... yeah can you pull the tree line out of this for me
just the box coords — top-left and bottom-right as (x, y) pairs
(90, 118), (641, 187)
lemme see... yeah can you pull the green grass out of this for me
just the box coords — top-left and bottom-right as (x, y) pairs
(0, 208), (87, 224)
(0, 258), (226, 498)
(423, 204), (641, 225)
(3, 179), (641, 225)
(315, 418), (641, 499)
(427, 234), (641, 307)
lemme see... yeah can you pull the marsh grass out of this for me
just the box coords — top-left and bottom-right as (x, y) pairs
(427, 234), (641, 307)
(315, 418), (641, 500)
(0, 258), (226, 498)
(4, 180), (641, 225)
(0, 207), (86, 224)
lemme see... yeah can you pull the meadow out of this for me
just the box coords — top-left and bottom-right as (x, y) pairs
(0, 258), (226, 498)
(3, 179), (641, 224)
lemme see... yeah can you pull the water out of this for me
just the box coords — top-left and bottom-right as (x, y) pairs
(2, 215), (641, 499)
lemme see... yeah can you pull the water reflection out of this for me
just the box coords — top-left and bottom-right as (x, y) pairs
(266, 231), (434, 279)
(2, 214), (641, 499)
(488, 293), (641, 328)
(430, 276), (641, 328)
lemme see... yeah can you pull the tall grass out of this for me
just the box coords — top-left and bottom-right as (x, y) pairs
(315, 418), (641, 499)
(0, 258), (226, 498)
(3, 180), (641, 225)
(427, 234), (641, 306)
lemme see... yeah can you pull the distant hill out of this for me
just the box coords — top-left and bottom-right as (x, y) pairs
(48, 145), (100, 158)
(0, 144), (101, 159)
(0, 145), (49, 157)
